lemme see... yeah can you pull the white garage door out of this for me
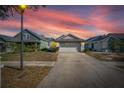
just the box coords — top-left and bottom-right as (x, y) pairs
(59, 47), (78, 52)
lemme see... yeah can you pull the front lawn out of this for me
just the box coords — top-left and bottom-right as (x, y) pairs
(1, 52), (58, 61)
(1, 66), (52, 88)
(85, 51), (124, 62)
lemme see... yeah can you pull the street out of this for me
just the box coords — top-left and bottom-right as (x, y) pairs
(37, 52), (124, 88)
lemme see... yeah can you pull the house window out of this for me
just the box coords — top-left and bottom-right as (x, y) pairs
(24, 34), (30, 40)
(91, 43), (94, 49)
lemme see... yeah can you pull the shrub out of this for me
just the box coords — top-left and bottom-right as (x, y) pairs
(23, 47), (35, 52)
(25, 44), (38, 52)
(50, 42), (59, 49)
(49, 42), (59, 52)
(40, 42), (59, 52)
(49, 47), (59, 52)
(41, 48), (50, 52)
(14, 44), (21, 53)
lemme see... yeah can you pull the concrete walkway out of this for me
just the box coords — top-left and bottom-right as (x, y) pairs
(37, 52), (124, 88)
(2, 61), (55, 66)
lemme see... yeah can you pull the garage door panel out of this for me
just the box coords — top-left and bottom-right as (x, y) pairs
(59, 47), (78, 52)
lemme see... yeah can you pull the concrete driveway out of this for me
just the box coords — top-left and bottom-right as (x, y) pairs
(37, 52), (124, 88)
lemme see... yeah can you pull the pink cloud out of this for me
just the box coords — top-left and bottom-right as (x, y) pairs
(25, 8), (89, 25)
(89, 6), (124, 33)
(0, 6), (124, 39)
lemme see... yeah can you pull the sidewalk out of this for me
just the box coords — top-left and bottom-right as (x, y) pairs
(1, 61), (56, 66)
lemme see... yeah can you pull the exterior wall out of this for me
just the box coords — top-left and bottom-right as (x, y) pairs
(0, 38), (15, 53)
(6, 42), (16, 52)
(0, 43), (5, 52)
(85, 42), (94, 51)
(0, 39), (5, 52)
(93, 40), (109, 52)
(15, 31), (40, 42)
(61, 36), (74, 39)
(0, 39), (5, 43)
(15, 31), (49, 50)
(102, 40), (108, 50)
(81, 42), (85, 51)
(85, 36), (124, 53)
(47, 41), (50, 47)
(85, 42), (93, 50)
(40, 40), (49, 49)
(85, 37), (110, 52)
(93, 41), (102, 51)
(101, 38), (109, 52)
(90, 39), (109, 52)
(0, 42), (15, 53)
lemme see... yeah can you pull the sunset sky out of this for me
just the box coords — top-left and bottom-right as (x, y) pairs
(0, 5), (124, 39)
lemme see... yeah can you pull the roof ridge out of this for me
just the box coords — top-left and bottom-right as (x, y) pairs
(56, 33), (83, 40)
(24, 29), (48, 41)
(0, 34), (14, 42)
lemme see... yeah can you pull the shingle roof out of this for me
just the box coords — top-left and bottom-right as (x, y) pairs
(43, 37), (55, 42)
(14, 29), (48, 42)
(56, 34), (84, 42)
(86, 33), (124, 42)
(86, 36), (106, 42)
(107, 33), (124, 40)
(25, 29), (48, 41)
(0, 35), (14, 42)
(56, 35), (65, 40)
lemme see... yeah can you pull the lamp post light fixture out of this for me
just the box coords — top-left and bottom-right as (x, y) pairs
(19, 5), (27, 70)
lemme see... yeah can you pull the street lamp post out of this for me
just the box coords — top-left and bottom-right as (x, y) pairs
(19, 5), (27, 70)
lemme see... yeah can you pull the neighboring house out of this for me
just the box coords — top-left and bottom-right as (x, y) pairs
(85, 36), (107, 51)
(0, 35), (15, 53)
(43, 37), (55, 46)
(55, 34), (84, 52)
(14, 29), (49, 50)
(85, 33), (124, 52)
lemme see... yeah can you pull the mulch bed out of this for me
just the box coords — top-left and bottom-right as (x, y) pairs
(1, 66), (52, 88)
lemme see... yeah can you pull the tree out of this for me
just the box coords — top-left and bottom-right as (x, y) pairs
(0, 5), (46, 70)
(0, 5), (46, 20)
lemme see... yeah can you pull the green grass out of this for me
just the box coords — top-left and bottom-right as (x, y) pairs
(1, 52), (58, 61)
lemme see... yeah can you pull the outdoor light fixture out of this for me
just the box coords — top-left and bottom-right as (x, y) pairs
(19, 5), (27, 70)
(20, 5), (27, 10)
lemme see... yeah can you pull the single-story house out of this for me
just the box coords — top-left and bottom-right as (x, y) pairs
(55, 34), (84, 52)
(14, 29), (49, 50)
(85, 35), (106, 51)
(43, 37), (55, 46)
(0, 29), (50, 53)
(85, 33), (124, 52)
(0, 35), (15, 53)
